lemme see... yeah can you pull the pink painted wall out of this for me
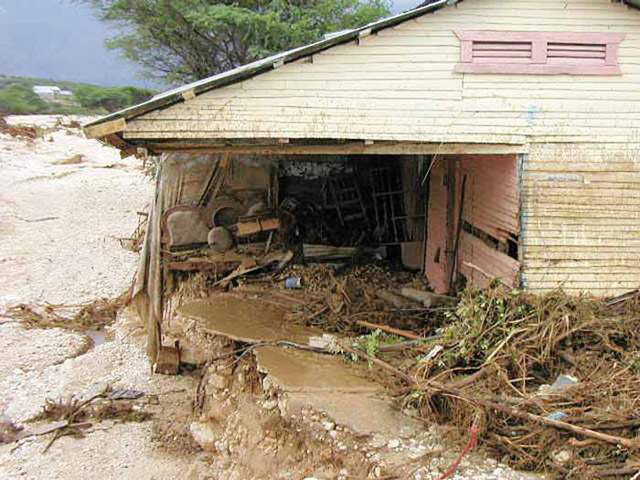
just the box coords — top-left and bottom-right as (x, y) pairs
(426, 155), (520, 293)
(425, 159), (451, 294)
(458, 155), (519, 244)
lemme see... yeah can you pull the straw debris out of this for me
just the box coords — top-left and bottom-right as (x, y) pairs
(3, 289), (131, 332)
(390, 284), (640, 479)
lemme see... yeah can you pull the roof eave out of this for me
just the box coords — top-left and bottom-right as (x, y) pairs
(83, 0), (451, 138)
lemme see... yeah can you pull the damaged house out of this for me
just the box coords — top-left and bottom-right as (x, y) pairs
(84, 0), (640, 362)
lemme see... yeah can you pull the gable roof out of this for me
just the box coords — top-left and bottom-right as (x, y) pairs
(85, 0), (640, 139)
(84, 0), (450, 137)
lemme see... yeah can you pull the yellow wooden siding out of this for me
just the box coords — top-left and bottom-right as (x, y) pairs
(122, 0), (640, 295)
(521, 143), (640, 295)
(124, 0), (640, 146)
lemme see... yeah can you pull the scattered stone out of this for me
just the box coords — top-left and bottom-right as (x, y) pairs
(321, 421), (335, 431)
(387, 439), (400, 449)
(190, 421), (217, 452)
(207, 373), (229, 391)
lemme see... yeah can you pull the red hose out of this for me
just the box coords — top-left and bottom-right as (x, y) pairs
(436, 424), (480, 480)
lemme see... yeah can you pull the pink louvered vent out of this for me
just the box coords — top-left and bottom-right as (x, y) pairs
(455, 31), (625, 75)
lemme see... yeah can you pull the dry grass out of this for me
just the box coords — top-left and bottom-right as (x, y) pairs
(395, 284), (640, 479)
(3, 289), (131, 332)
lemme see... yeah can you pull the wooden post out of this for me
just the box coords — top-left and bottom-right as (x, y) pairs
(445, 159), (458, 294)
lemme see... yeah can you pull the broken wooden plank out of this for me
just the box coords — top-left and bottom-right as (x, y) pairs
(166, 260), (241, 272)
(399, 288), (457, 308)
(155, 345), (180, 375)
(352, 318), (423, 341)
(303, 244), (387, 261)
(376, 289), (421, 309)
(235, 217), (280, 237)
(84, 118), (126, 139)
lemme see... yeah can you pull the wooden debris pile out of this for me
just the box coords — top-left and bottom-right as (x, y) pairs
(24, 384), (152, 453)
(268, 262), (440, 337)
(365, 284), (640, 479)
(3, 384), (150, 452)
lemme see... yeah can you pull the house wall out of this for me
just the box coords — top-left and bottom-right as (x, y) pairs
(426, 155), (520, 294)
(123, 0), (640, 146)
(522, 144), (640, 295)
(122, 0), (640, 295)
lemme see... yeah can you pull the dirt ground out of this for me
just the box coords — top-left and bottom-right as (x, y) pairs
(0, 116), (541, 480)
(0, 116), (201, 479)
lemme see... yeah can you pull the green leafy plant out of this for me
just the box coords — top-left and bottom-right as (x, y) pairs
(354, 329), (402, 360)
(80, 0), (391, 84)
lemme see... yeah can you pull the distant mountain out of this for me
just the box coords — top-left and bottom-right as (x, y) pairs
(0, 0), (420, 90)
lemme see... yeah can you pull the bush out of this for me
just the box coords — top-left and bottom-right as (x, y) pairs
(0, 83), (49, 114)
(74, 85), (155, 112)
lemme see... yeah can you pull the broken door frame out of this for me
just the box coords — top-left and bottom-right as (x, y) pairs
(425, 153), (523, 294)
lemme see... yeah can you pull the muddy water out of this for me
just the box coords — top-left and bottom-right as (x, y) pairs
(85, 329), (109, 348)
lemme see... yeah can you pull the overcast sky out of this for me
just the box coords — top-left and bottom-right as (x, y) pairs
(0, 0), (422, 88)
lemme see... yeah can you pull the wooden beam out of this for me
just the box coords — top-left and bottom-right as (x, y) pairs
(141, 141), (528, 156)
(84, 118), (126, 139)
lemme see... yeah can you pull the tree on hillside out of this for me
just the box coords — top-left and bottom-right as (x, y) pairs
(81, 0), (391, 85)
(75, 85), (156, 112)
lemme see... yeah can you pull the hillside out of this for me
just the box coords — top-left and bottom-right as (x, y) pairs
(0, 75), (155, 116)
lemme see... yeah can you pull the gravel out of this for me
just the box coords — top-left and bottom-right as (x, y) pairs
(0, 115), (151, 309)
(0, 116), (195, 479)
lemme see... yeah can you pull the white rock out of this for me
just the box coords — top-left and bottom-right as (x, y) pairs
(190, 421), (217, 452)
(387, 439), (401, 449)
(322, 421), (335, 431)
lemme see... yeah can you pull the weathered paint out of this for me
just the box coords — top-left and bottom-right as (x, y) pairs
(458, 155), (519, 243)
(426, 154), (520, 293)
(521, 143), (640, 295)
(121, 0), (640, 295)
(459, 232), (520, 288)
(454, 30), (625, 75)
(122, 0), (640, 146)
(425, 159), (451, 293)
